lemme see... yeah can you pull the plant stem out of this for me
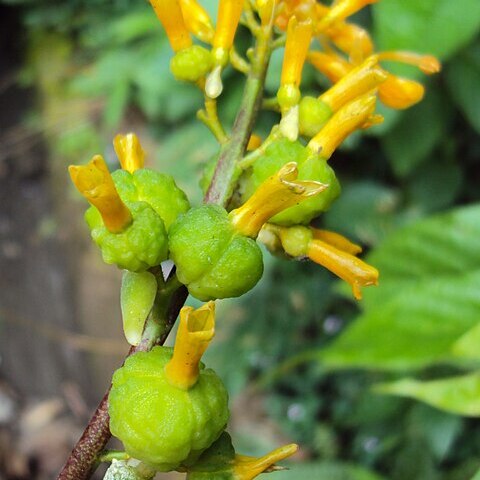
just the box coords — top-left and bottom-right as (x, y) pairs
(57, 21), (273, 480)
(205, 23), (273, 205)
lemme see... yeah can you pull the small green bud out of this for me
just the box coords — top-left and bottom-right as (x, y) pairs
(121, 271), (157, 346)
(279, 225), (313, 258)
(170, 45), (213, 83)
(299, 96), (332, 137)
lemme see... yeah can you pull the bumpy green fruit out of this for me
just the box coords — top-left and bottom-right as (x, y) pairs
(241, 138), (340, 226)
(169, 205), (264, 301)
(170, 45), (213, 83)
(112, 168), (190, 230)
(85, 201), (168, 272)
(299, 96), (332, 137)
(109, 347), (229, 472)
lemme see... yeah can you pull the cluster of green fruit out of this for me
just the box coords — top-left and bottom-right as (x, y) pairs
(70, 134), (338, 303)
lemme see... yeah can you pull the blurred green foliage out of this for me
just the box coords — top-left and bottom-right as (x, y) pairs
(6, 0), (480, 478)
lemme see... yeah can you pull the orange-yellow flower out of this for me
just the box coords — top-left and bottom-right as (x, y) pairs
(378, 75), (425, 110)
(233, 444), (298, 479)
(267, 225), (378, 300)
(165, 302), (216, 390)
(318, 55), (387, 112)
(113, 133), (145, 174)
(230, 162), (327, 238)
(317, 0), (380, 32)
(149, 0), (192, 52)
(308, 93), (378, 158)
(179, 0), (215, 43)
(212, 0), (245, 66)
(69, 156), (132, 233)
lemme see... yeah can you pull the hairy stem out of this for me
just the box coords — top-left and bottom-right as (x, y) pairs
(57, 21), (273, 480)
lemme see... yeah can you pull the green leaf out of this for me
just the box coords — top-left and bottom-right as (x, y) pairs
(446, 42), (480, 134)
(451, 322), (480, 361)
(323, 181), (400, 247)
(320, 205), (480, 370)
(471, 469), (480, 480)
(374, 373), (480, 417)
(373, 0), (480, 61)
(274, 462), (385, 480)
(381, 84), (450, 177)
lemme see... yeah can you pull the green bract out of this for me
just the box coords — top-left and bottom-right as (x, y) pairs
(170, 45), (213, 83)
(109, 347), (229, 472)
(169, 205), (264, 301)
(85, 202), (168, 272)
(241, 138), (340, 226)
(112, 168), (190, 230)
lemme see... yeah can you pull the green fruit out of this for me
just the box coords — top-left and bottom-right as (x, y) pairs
(85, 201), (168, 272)
(241, 138), (340, 226)
(169, 205), (264, 301)
(109, 347), (229, 472)
(112, 169), (190, 230)
(299, 96), (332, 137)
(170, 45), (213, 83)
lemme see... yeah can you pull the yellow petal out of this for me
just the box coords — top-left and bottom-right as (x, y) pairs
(233, 444), (298, 480)
(318, 0), (380, 31)
(378, 75), (425, 110)
(113, 133), (145, 174)
(69, 155), (132, 233)
(165, 302), (215, 390)
(149, 0), (192, 52)
(312, 228), (362, 255)
(378, 51), (441, 75)
(324, 22), (374, 60)
(307, 239), (378, 300)
(319, 55), (387, 112)
(213, 0), (245, 65)
(307, 51), (352, 83)
(179, 0), (215, 43)
(308, 93), (377, 158)
(281, 16), (314, 87)
(229, 162), (327, 238)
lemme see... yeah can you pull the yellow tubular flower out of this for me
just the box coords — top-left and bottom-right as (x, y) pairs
(229, 162), (328, 238)
(113, 133), (145, 174)
(212, 0), (245, 66)
(378, 74), (425, 109)
(312, 229), (362, 255)
(308, 93), (377, 158)
(318, 0), (380, 31)
(256, 0), (276, 26)
(281, 16), (313, 89)
(179, 0), (215, 43)
(233, 444), (298, 480)
(319, 56), (387, 112)
(377, 51), (441, 75)
(308, 238), (378, 300)
(149, 0), (192, 52)
(69, 155), (132, 233)
(307, 51), (351, 83)
(325, 22), (374, 61)
(165, 302), (215, 390)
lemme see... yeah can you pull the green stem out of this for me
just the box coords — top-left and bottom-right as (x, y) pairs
(204, 24), (274, 206)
